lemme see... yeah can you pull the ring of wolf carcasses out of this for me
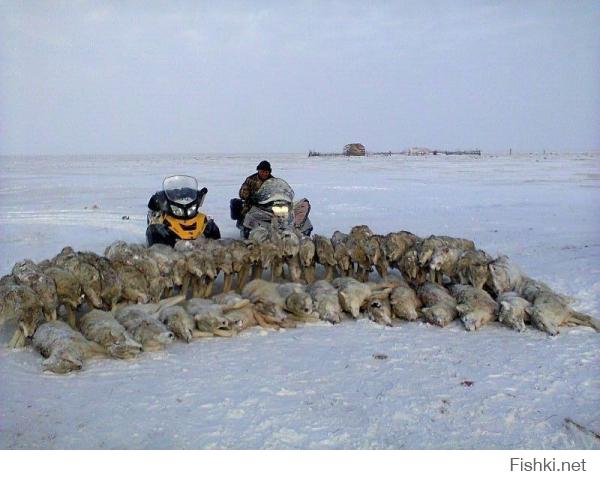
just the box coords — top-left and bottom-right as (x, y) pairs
(1, 224), (598, 374)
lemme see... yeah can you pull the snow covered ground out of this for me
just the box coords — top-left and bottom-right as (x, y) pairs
(0, 152), (599, 449)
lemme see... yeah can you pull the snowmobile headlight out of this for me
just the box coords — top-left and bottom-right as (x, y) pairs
(187, 204), (198, 216)
(272, 205), (289, 216)
(170, 205), (185, 217)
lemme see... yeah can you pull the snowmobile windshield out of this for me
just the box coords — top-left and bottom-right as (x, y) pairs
(163, 175), (198, 205)
(255, 178), (295, 205)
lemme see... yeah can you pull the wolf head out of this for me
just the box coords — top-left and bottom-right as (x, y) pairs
(367, 298), (393, 326)
(285, 292), (313, 316)
(337, 290), (361, 318)
(43, 351), (83, 374)
(422, 305), (454, 327)
(530, 307), (560, 336)
(109, 335), (143, 359)
(498, 301), (527, 332)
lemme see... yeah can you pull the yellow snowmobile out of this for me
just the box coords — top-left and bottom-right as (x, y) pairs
(146, 175), (220, 246)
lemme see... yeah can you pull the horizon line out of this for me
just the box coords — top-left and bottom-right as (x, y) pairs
(1, 149), (600, 157)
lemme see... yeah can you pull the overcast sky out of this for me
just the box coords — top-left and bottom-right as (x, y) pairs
(0, 0), (598, 155)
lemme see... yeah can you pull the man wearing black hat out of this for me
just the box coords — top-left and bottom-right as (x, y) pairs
(238, 160), (273, 223)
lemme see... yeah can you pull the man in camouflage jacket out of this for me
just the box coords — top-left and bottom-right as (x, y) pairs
(239, 160), (273, 217)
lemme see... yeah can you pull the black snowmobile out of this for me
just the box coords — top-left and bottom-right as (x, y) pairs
(230, 177), (313, 239)
(146, 175), (220, 247)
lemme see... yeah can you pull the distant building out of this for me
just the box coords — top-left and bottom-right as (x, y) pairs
(408, 147), (433, 155)
(343, 143), (366, 156)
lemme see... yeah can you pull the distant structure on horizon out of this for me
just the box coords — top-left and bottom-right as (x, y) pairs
(407, 147), (433, 155)
(343, 143), (366, 156)
(308, 144), (480, 157)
